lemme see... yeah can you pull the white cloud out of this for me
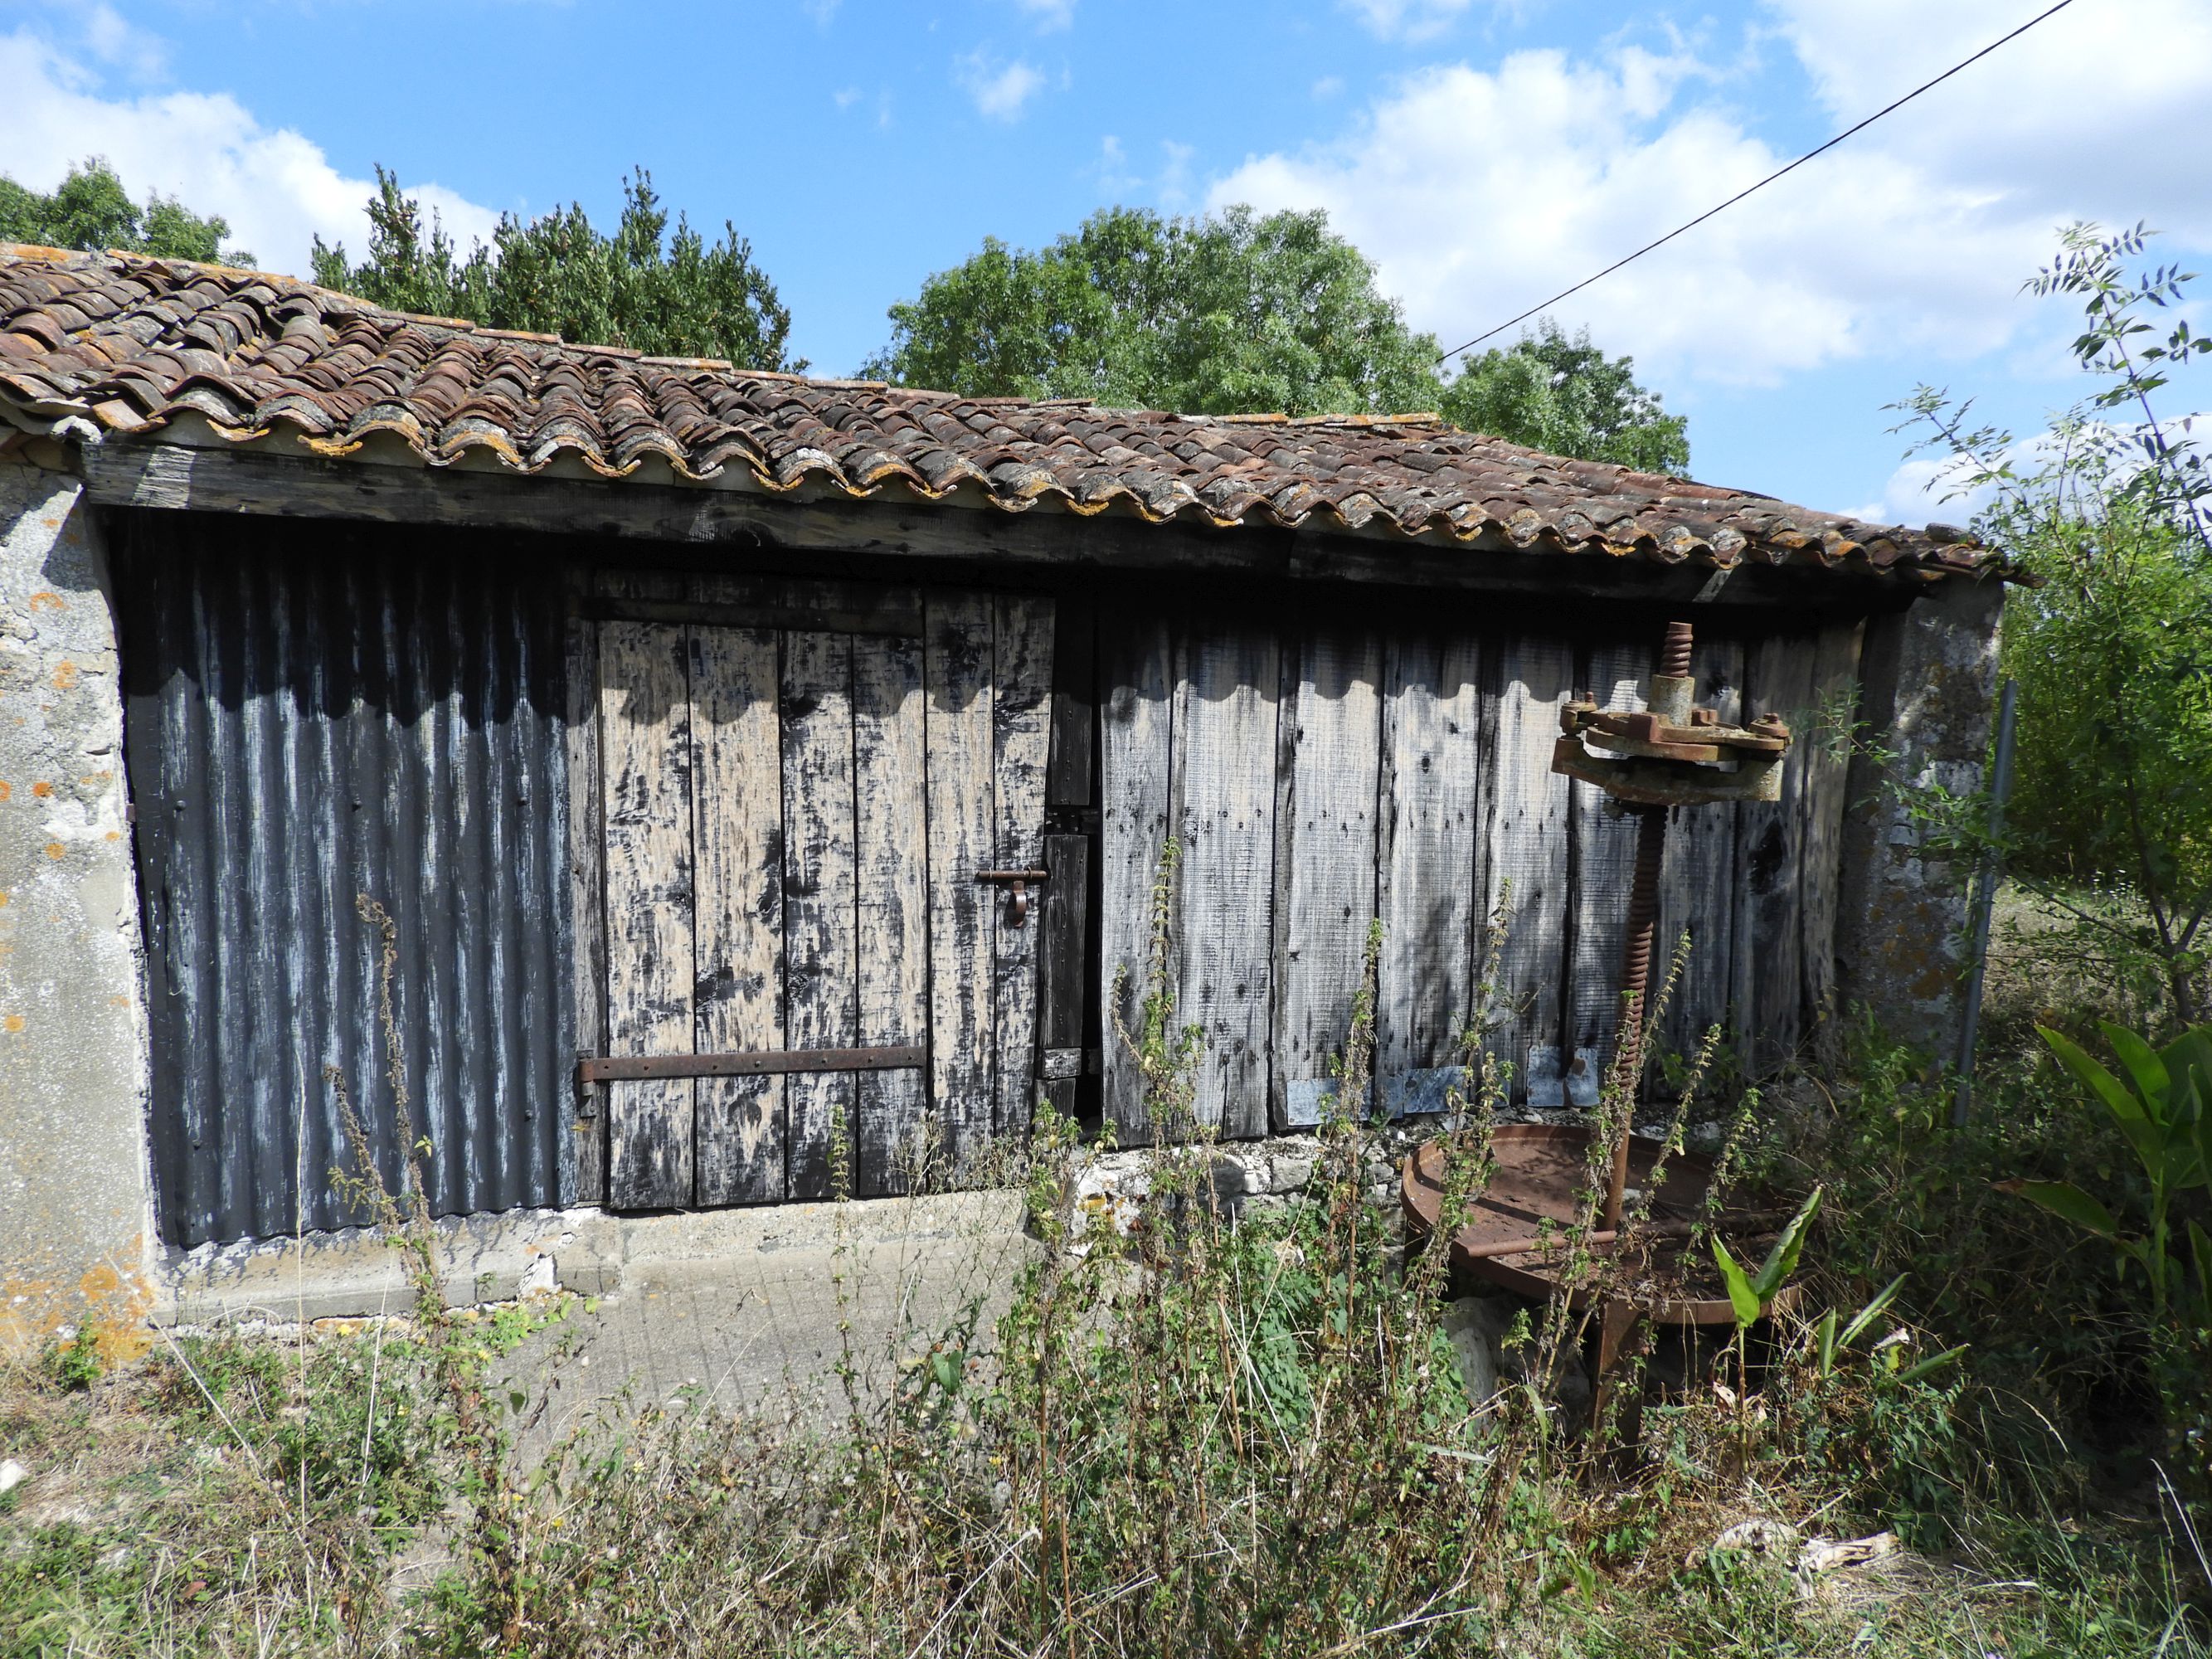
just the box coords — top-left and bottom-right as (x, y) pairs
(1208, 1), (2212, 391)
(1851, 413), (2212, 528)
(955, 51), (1047, 121)
(1845, 452), (1996, 528)
(0, 23), (500, 278)
(1013, 0), (1078, 30)
(1156, 140), (1197, 211)
(81, 3), (164, 80)
(1341, 0), (1475, 44)
(1311, 74), (1344, 100)
(832, 85), (862, 109)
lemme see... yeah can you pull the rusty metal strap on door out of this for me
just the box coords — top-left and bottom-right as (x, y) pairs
(577, 1045), (925, 1089)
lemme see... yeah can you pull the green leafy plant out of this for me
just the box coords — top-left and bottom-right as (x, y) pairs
(42, 1327), (103, 1393)
(1713, 1187), (1823, 1334)
(2002, 1021), (2212, 1320)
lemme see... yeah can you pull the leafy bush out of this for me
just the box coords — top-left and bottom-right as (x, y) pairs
(1895, 223), (2212, 1031)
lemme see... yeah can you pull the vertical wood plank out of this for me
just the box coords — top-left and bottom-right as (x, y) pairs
(1568, 640), (1655, 1102)
(1173, 621), (1281, 1137)
(1377, 630), (1485, 1118)
(1484, 638), (1575, 1103)
(926, 591), (997, 1175)
(562, 586), (607, 1206)
(1799, 620), (1864, 1037)
(1273, 625), (1383, 1127)
(1734, 634), (1816, 1073)
(599, 620), (696, 1209)
(780, 623), (858, 1200)
(689, 620), (787, 1205)
(1099, 601), (1175, 1145)
(1036, 832), (1091, 1124)
(1046, 590), (1095, 809)
(853, 620), (930, 1194)
(991, 594), (1056, 1141)
(1654, 635), (1743, 1073)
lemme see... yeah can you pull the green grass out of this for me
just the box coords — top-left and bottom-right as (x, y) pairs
(2, 895), (2206, 1655)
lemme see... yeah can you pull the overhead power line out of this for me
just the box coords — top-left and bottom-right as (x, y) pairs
(1436, 0), (2079, 366)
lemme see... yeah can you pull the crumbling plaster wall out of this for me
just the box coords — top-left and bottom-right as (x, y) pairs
(0, 459), (155, 1354)
(1835, 573), (2007, 1058)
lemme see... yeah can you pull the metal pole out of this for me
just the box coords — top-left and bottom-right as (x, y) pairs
(1952, 676), (2020, 1128)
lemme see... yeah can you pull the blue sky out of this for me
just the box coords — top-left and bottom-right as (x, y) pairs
(4, 0), (2209, 522)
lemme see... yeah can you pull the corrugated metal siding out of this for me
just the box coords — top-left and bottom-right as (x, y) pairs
(115, 514), (572, 1248)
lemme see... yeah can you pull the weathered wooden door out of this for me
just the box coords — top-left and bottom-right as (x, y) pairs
(590, 578), (1053, 1208)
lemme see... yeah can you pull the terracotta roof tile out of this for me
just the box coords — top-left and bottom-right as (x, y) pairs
(0, 245), (1999, 581)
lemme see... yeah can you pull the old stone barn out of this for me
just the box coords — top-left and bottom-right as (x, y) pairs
(0, 246), (2001, 1340)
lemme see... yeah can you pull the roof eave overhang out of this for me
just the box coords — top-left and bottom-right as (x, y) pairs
(32, 424), (2004, 611)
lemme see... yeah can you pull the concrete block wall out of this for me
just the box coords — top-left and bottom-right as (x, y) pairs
(0, 458), (156, 1355)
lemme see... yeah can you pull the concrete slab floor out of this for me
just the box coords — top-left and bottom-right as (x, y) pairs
(499, 1196), (1041, 1455)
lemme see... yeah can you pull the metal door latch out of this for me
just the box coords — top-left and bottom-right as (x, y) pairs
(974, 868), (1049, 927)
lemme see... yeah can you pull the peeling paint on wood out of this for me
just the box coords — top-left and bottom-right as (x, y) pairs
(780, 616), (858, 1201)
(926, 591), (997, 1175)
(600, 619), (697, 1209)
(990, 595), (1055, 1141)
(688, 606), (785, 1206)
(853, 612), (928, 1195)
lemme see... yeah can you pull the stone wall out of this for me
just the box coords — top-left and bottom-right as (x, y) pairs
(0, 459), (155, 1355)
(1835, 574), (2008, 1058)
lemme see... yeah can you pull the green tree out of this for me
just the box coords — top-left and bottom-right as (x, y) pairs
(1439, 319), (1689, 474)
(1896, 224), (2212, 1028)
(863, 205), (1442, 417)
(866, 206), (1689, 471)
(311, 167), (799, 372)
(0, 157), (247, 265)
